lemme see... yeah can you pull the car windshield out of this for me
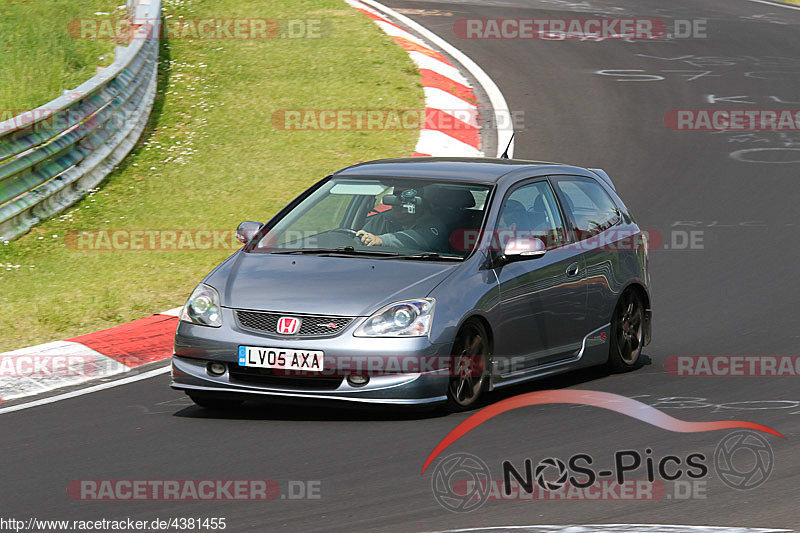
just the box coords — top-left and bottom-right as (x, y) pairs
(250, 177), (493, 260)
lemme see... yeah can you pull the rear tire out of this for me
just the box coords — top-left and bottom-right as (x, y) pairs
(608, 290), (645, 372)
(446, 320), (490, 412)
(188, 394), (244, 410)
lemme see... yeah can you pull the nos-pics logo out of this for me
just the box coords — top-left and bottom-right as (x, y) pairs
(431, 430), (774, 512)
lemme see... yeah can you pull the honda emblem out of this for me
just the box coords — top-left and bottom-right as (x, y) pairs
(277, 316), (301, 335)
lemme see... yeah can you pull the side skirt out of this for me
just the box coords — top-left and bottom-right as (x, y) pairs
(489, 323), (611, 390)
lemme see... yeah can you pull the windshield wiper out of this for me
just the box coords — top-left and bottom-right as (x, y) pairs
(392, 252), (463, 261)
(269, 248), (461, 260)
(269, 247), (400, 257)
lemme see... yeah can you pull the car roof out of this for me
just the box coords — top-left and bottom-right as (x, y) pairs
(333, 157), (593, 184)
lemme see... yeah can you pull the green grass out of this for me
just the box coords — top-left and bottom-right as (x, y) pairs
(0, 0), (423, 350)
(0, 0), (120, 111)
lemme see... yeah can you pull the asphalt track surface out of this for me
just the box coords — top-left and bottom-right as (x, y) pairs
(3, 0), (800, 531)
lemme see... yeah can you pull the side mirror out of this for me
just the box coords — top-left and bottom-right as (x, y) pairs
(236, 221), (264, 244)
(501, 236), (547, 263)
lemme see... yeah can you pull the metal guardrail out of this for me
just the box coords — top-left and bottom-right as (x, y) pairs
(0, 0), (161, 241)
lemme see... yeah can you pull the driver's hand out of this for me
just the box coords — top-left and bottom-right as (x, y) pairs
(356, 230), (383, 247)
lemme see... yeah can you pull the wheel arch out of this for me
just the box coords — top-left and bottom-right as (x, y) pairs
(618, 282), (652, 346)
(451, 312), (496, 392)
(454, 312), (495, 356)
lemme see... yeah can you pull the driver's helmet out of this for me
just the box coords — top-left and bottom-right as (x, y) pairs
(499, 199), (528, 230)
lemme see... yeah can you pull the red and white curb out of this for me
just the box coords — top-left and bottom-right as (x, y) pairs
(0, 0), (514, 408)
(0, 307), (180, 402)
(350, 0), (514, 159)
(345, 0), (514, 158)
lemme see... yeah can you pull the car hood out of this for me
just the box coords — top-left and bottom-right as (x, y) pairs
(205, 251), (459, 317)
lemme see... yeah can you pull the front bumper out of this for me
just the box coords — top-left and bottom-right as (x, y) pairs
(170, 308), (453, 405)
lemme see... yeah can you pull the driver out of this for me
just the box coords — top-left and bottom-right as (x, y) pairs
(356, 188), (445, 250)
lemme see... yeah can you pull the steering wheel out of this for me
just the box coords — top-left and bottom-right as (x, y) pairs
(328, 228), (358, 238)
(327, 228), (363, 243)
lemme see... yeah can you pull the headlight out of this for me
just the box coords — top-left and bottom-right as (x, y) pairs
(354, 298), (435, 337)
(180, 284), (222, 327)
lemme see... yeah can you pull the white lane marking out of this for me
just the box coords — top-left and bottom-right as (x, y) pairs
(0, 365), (171, 415)
(347, 0), (426, 46)
(415, 129), (482, 156)
(375, 20), (428, 47)
(358, 0), (515, 158)
(0, 341), (129, 401)
(158, 306), (183, 317)
(748, 0), (800, 10)
(424, 87), (480, 126)
(425, 525), (792, 533)
(344, 0), (382, 17)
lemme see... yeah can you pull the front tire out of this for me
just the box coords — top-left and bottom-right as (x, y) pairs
(608, 290), (645, 372)
(447, 320), (490, 412)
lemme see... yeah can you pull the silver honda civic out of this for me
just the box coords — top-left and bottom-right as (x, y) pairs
(171, 158), (651, 411)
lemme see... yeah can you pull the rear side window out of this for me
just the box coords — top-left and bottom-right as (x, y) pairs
(551, 176), (620, 240)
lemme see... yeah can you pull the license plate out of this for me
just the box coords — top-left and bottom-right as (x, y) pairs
(238, 346), (324, 372)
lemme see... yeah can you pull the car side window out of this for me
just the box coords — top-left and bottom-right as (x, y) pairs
(497, 181), (566, 250)
(551, 176), (620, 240)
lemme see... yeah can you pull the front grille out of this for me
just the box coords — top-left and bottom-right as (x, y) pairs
(235, 310), (353, 337)
(229, 366), (343, 390)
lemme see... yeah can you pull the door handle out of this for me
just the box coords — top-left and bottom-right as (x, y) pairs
(566, 262), (580, 277)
